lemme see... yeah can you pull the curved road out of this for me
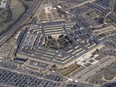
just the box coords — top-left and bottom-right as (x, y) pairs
(0, 0), (43, 46)
(88, 3), (116, 23)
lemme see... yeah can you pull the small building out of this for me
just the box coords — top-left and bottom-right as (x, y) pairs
(0, 0), (7, 9)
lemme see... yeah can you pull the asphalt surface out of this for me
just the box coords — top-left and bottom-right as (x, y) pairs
(0, 0), (43, 46)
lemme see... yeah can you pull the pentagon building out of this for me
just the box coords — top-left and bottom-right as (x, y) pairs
(16, 22), (104, 68)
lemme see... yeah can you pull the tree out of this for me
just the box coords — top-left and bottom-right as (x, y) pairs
(58, 34), (64, 38)
(48, 35), (53, 39)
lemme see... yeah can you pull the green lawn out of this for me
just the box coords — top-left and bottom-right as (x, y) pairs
(0, 0), (25, 33)
(106, 18), (116, 27)
(10, 1), (25, 20)
(0, 9), (7, 23)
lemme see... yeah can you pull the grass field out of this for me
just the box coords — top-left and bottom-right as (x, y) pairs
(10, 0), (25, 20)
(106, 18), (116, 27)
(49, 0), (58, 5)
(0, 0), (25, 34)
(59, 63), (80, 76)
(0, 9), (8, 23)
(104, 70), (116, 80)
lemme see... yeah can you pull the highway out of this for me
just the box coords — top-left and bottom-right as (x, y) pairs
(0, 0), (43, 46)
(88, 3), (116, 23)
(70, 0), (96, 9)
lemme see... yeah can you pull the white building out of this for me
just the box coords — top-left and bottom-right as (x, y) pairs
(0, 0), (7, 9)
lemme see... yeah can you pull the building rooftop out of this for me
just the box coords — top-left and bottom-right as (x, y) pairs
(17, 21), (101, 67)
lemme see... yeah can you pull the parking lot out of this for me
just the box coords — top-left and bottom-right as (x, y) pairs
(0, 69), (61, 87)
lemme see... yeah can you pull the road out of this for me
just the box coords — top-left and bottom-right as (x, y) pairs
(88, 3), (116, 23)
(0, 0), (43, 46)
(70, 0), (96, 9)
